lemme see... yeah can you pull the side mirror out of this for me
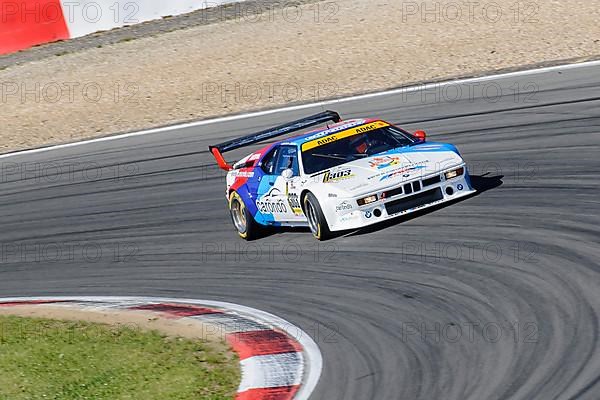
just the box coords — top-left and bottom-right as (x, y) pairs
(414, 130), (426, 141)
(281, 168), (294, 180)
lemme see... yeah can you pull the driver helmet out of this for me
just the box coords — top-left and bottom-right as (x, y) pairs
(351, 134), (371, 154)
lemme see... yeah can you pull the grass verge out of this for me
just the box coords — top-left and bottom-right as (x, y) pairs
(0, 315), (239, 400)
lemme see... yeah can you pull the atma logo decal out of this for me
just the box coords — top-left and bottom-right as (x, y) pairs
(323, 169), (354, 183)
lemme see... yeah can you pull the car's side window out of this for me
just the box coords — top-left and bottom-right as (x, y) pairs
(274, 146), (300, 176)
(260, 147), (279, 175)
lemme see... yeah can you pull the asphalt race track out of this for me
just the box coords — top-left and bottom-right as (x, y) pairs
(1, 63), (599, 399)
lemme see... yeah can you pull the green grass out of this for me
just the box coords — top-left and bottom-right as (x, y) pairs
(0, 315), (239, 400)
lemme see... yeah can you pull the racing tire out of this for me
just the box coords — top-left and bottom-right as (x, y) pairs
(229, 191), (262, 240)
(303, 192), (332, 241)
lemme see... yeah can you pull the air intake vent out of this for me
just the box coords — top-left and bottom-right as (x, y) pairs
(385, 188), (443, 215)
(423, 175), (442, 186)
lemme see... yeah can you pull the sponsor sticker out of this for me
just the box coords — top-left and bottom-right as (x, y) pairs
(256, 188), (289, 214)
(335, 201), (353, 213)
(323, 169), (355, 183)
(302, 121), (389, 151)
(367, 160), (430, 181)
(380, 165), (426, 181)
(287, 193), (303, 216)
(256, 199), (288, 214)
(369, 156), (402, 170)
(303, 120), (365, 142)
(232, 170), (255, 178)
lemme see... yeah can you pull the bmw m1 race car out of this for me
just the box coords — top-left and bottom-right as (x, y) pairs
(209, 111), (475, 240)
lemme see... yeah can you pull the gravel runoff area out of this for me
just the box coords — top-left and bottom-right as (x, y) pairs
(0, 305), (235, 346)
(0, 0), (598, 153)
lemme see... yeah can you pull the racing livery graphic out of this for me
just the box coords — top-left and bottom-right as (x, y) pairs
(255, 188), (288, 214)
(368, 155), (402, 169)
(209, 110), (475, 240)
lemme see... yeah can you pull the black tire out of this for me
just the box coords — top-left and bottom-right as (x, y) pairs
(229, 191), (261, 240)
(303, 192), (332, 241)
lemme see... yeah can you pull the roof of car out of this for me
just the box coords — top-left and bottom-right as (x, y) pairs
(279, 118), (380, 146)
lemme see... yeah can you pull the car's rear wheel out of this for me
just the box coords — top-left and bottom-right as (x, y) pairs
(303, 192), (332, 241)
(229, 191), (260, 240)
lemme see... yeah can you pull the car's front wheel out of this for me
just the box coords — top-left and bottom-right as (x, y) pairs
(229, 191), (261, 240)
(303, 192), (332, 241)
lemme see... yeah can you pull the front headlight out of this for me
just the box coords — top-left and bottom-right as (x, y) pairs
(445, 167), (464, 180)
(357, 195), (378, 206)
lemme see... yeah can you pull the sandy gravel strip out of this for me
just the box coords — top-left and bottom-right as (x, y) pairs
(0, 296), (323, 400)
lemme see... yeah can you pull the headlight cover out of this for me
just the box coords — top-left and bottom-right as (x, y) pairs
(445, 167), (464, 180)
(357, 194), (378, 206)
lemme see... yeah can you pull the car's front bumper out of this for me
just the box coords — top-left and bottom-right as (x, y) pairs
(328, 169), (475, 232)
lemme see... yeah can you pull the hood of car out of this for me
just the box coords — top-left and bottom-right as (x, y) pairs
(315, 142), (464, 196)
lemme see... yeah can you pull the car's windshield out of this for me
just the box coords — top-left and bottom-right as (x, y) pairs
(301, 125), (418, 174)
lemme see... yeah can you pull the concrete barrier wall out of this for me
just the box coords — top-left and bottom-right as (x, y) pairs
(0, 0), (236, 55)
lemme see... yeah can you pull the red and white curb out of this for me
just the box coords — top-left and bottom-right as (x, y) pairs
(0, 296), (322, 400)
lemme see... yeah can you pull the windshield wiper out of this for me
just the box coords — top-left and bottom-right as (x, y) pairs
(312, 153), (348, 160)
(312, 152), (372, 161)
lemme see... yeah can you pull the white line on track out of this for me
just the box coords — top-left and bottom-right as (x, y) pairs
(1, 59), (599, 160)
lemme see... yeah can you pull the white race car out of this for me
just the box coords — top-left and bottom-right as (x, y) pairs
(209, 111), (475, 240)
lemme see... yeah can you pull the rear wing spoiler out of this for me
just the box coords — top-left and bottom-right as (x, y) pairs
(208, 110), (341, 171)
